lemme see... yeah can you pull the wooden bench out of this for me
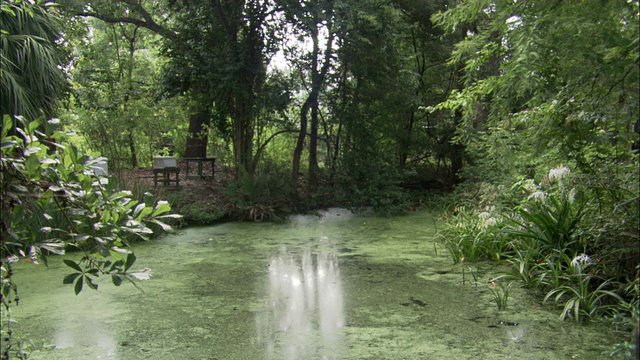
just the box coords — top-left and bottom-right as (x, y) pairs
(184, 157), (215, 180)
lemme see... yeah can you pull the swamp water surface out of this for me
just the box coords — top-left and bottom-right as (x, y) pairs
(11, 209), (619, 359)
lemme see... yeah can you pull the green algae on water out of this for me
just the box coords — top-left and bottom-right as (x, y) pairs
(10, 209), (622, 359)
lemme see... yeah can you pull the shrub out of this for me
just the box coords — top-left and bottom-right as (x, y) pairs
(439, 165), (638, 325)
(1, 116), (180, 358)
(222, 170), (295, 222)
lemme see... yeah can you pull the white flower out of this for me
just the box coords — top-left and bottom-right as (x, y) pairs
(567, 188), (576, 204)
(477, 212), (498, 228)
(528, 191), (547, 201)
(549, 166), (571, 181)
(522, 180), (538, 193)
(571, 254), (591, 267)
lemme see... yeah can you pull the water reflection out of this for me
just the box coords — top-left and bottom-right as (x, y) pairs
(257, 241), (345, 359)
(53, 325), (116, 356)
(504, 323), (526, 342)
(51, 296), (118, 359)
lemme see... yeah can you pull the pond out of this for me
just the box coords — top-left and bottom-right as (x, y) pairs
(10, 209), (621, 359)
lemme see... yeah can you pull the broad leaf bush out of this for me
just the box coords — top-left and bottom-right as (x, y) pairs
(1, 116), (181, 358)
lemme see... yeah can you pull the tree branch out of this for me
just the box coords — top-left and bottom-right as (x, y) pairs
(74, 11), (176, 42)
(252, 129), (298, 168)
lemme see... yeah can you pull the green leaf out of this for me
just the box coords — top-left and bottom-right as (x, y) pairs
(41, 243), (65, 255)
(151, 201), (171, 216)
(109, 249), (124, 262)
(122, 199), (139, 211)
(111, 274), (123, 286)
(27, 119), (41, 134)
(87, 269), (100, 276)
(124, 253), (136, 272)
(101, 210), (111, 223)
(74, 277), (84, 295)
(108, 191), (133, 201)
(39, 157), (58, 165)
(24, 145), (41, 156)
(63, 273), (81, 284)
(85, 276), (98, 290)
(1, 139), (17, 151)
(75, 234), (91, 243)
(157, 214), (183, 219)
(63, 259), (83, 272)
(150, 219), (173, 232)
(132, 203), (146, 218)
(109, 260), (124, 272)
(128, 226), (154, 235)
(135, 206), (154, 221)
(2, 115), (12, 138)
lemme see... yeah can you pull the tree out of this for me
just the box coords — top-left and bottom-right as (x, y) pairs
(64, 15), (184, 170)
(280, 0), (336, 189)
(60, 0), (212, 162)
(208, 0), (273, 177)
(391, 0), (461, 183)
(319, 0), (457, 202)
(65, 0), (283, 177)
(431, 0), (639, 177)
(1, 3), (179, 358)
(1, 0), (67, 121)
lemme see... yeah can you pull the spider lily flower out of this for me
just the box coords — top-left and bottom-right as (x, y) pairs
(571, 254), (591, 268)
(528, 190), (547, 201)
(549, 166), (571, 181)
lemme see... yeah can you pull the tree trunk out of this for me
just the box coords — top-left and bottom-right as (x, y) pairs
(233, 99), (255, 178)
(449, 53), (467, 187)
(399, 111), (415, 166)
(128, 127), (138, 167)
(123, 26), (139, 168)
(292, 98), (311, 184)
(307, 8), (334, 189)
(184, 104), (211, 158)
(308, 91), (320, 188)
(450, 108), (464, 186)
(308, 25), (321, 189)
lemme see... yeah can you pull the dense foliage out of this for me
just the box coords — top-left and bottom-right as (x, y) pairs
(1, 0), (638, 358)
(1, 2), (178, 358)
(1, 0), (67, 121)
(0, 115), (179, 358)
(430, 1), (639, 357)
